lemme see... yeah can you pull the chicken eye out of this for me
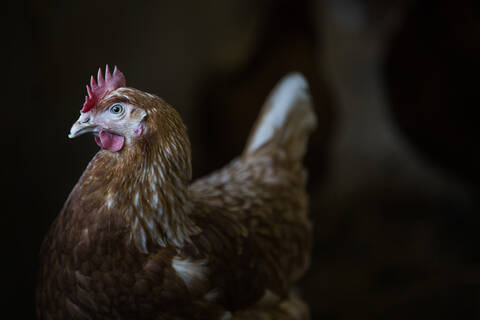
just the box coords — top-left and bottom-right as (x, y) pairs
(109, 104), (124, 115)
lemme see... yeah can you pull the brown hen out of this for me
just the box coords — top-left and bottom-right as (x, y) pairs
(36, 66), (317, 320)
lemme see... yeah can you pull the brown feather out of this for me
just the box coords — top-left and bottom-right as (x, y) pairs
(37, 74), (315, 319)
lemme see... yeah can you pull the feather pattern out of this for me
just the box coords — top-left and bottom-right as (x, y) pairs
(37, 71), (316, 319)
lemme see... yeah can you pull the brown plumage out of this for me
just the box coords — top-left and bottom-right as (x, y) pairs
(36, 68), (317, 320)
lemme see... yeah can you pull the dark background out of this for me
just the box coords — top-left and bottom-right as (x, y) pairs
(3, 0), (479, 319)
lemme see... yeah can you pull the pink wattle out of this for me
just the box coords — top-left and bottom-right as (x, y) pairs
(95, 130), (125, 152)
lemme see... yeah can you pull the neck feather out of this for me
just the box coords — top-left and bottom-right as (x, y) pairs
(81, 108), (199, 252)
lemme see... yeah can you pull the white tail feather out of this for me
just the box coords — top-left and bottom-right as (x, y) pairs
(245, 73), (317, 160)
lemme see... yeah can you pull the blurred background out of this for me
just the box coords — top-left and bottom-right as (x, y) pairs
(3, 0), (479, 318)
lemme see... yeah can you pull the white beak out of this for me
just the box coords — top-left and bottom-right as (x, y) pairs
(68, 112), (98, 139)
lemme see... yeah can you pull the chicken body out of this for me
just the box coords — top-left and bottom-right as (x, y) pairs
(37, 71), (316, 319)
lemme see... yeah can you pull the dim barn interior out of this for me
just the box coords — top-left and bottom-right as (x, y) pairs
(3, 0), (479, 318)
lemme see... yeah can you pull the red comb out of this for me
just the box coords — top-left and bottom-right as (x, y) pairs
(81, 65), (126, 113)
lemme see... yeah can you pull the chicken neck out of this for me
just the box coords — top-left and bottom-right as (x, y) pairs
(78, 119), (199, 253)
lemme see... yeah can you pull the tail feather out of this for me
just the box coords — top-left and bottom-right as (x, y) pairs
(244, 73), (317, 161)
